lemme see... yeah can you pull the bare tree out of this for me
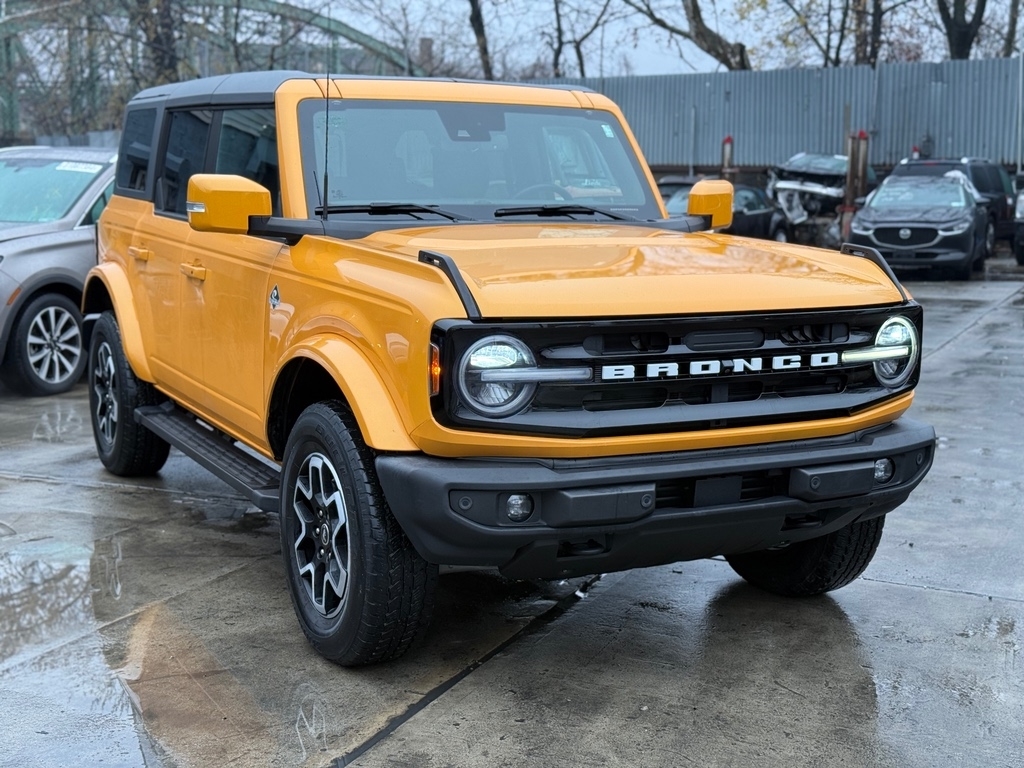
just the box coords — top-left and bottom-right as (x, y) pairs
(539, 0), (620, 77)
(935, 0), (988, 59)
(622, 0), (751, 70)
(1005, 0), (1022, 56)
(467, 0), (495, 79)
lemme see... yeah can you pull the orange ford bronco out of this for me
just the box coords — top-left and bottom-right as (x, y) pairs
(84, 72), (934, 665)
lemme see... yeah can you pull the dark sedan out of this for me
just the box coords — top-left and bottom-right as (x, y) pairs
(848, 175), (986, 280)
(666, 184), (787, 241)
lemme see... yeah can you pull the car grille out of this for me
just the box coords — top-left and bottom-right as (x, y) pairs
(435, 305), (922, 438)
(873, 227), (938, 248)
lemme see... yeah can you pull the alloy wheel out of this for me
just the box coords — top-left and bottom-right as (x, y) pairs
(27, 305), (82, 385)
(92, 341), (119, 448)
(292, 452), (351, 619)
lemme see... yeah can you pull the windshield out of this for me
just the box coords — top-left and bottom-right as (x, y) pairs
(0, 154), (109, 223)
(869, 182), (968, 209)
(298, 99), (660, 220)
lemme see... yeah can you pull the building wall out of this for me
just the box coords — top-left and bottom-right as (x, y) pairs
(533, 58), (1023, 171)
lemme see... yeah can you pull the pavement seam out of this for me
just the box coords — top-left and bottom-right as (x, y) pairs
(860, 575), (1024, 604)
(328, 573), (603, 767)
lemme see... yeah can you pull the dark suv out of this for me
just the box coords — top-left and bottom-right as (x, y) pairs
(889, 158), (1015, 255)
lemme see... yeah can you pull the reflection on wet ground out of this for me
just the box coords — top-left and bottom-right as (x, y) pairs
(1, 274), (1023, 767)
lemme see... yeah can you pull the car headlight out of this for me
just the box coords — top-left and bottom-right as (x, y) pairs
(850, 219), (873, 236)
(938, 219), (972, 236)
(841, 316), (919, 388)
(1015, 191), (1024, 221)
(456, 335), (539, 417)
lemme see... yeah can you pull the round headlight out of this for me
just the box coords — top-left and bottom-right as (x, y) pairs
(456, 335), (537, 417)
(874, 316), (919, 388)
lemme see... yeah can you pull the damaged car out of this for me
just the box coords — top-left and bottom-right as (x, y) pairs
(767, 153), (876, 249)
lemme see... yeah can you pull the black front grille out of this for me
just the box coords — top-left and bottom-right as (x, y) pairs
(874, 227), (938, 248)
(433, 305), (922, 438)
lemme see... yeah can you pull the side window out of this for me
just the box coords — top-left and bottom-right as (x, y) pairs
(82, 180), (114, 226)
(116, 108), (157, 193)
(996, 166), (1013, 196)
(158, 109), (212, 216)
(734, 188), (760, 212)
(972, 165), (999, 195)
(214, 108), (279, 215)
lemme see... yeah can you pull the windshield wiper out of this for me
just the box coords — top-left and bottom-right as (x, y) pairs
(492, 204), (637, 221)
(315, 202), (473, 221)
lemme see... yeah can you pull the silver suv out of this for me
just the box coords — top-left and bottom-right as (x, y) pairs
(0, 146), (116, 395)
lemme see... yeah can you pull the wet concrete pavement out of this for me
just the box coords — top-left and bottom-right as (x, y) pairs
(1, 258), (1023, 767)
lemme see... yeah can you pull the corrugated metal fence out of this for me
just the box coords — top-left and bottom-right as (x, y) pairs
(533, 58), (1023, 170)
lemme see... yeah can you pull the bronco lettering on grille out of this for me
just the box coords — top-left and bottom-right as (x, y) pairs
(601, 353), (840, 381)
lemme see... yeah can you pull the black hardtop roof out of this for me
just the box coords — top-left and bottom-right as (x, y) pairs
(126, 71), (594, 110)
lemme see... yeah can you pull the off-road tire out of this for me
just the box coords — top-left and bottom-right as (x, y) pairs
(1015, 237), (1024, 266)
(88, 311), (170, 476)
(279, 401), (437, 666)
(1, 293), (86, 396)
(725, 516), (885, 597)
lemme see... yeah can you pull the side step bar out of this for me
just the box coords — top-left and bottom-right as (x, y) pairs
(135, 402), (281, 512)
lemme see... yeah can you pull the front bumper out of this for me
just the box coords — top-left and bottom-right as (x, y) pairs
(375, 418), (935, 579)
(848, 234), (973, 272)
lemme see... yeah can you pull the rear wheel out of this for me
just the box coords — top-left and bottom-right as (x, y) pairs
(983, 218), (996, 258)
(279, 401), (437, 666)
(1, 293), (85, 396)
(88, 311), (170, 476)
(725, 516), (885, 597)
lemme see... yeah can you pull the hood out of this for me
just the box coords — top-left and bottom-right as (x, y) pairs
(366, 223), (905, 318)
(855, 206), (970, 226)
(0, 220), (70, 243)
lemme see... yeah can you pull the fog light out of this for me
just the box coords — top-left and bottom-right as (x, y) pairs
(874, 458), (895, 483)
(506, 493), (534, 522)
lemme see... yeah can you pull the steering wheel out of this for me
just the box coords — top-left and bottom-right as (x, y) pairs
(514, 183), (570, 200)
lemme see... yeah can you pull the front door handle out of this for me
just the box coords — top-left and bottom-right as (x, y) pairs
(128, 246), (151, 262)
(180, 263), (207, 281)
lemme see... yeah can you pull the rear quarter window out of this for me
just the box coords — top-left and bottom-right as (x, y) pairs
(116, 108), (157, 196)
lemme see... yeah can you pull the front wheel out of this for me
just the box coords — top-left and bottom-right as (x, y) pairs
(88, 312), (170, 476)
(725, 516), (885, 597)
(1, 293), (86, 396)
(1015, 237), (1024, 266)
(279, 401), (437, 666)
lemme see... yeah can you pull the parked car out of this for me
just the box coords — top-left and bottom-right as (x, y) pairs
(0, 146), (116, 395)
(889, 157), (1014, 255)
(667, 183), (788, 241)
(656, 174), (706, 202)
(848, 174), (986, 280)
(767, 153), (877, 249)
(1015, 188), (1024, 265)
(83, 72), (933, 666)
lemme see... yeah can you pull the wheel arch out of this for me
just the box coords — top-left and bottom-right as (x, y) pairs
(267, 340), (417, 460)
(0, 275), (82, 360)
(81, 264), (154, 381)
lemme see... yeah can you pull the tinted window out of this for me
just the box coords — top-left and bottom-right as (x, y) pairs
(117, 108), (156, 192)
(83, 180), (115, 226)
(215, 108), (279, 215)
(971, 165), (1000, 195)
(159, 109), (212, 215)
